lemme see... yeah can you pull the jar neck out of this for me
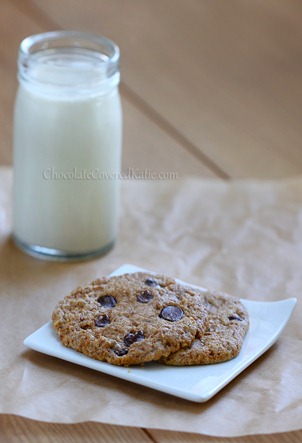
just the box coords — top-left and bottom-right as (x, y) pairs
(18, 31), (120, 97)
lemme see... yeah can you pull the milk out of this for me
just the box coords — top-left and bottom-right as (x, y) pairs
(12, 33), (122, 259)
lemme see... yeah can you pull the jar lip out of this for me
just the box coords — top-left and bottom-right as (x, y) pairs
(19, 30), (120, 65)
(18, 31), (120, 94)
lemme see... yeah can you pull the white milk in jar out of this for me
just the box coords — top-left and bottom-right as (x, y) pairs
(13, 31), (122, 260)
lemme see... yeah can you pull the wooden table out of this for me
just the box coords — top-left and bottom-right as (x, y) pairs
(1, 1), (302, 441)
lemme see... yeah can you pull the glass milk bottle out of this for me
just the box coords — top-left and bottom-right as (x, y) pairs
(12, 31), (122, 260)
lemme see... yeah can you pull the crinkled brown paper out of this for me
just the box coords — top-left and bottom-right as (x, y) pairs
(0, 166), (301, 437)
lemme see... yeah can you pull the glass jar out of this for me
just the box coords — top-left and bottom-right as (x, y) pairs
(12, 31), (122, 261)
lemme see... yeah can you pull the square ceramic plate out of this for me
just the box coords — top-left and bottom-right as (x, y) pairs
(24, 264), (297, 402)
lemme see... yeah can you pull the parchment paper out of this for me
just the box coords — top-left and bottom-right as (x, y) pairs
(0, 166), (301, 437)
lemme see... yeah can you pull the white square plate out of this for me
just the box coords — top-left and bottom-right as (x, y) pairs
(24, 264), (297, 402)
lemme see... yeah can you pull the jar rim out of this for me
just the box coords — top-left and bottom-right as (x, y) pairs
(18, 30), (120, 94)
(20, 30), (120, 63)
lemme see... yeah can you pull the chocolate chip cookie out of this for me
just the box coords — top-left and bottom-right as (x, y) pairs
(161, 290), (249, 365)
(52, 272), (208, 366)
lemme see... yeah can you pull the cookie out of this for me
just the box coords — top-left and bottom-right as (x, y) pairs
(161, 290), (249, 365)
(52, 272), (208, 366)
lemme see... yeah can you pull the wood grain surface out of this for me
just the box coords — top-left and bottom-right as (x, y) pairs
(1, 0), (302, 442)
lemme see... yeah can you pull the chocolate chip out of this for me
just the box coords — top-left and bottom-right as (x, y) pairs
(137, 290), (154, 303)
(97, 295), (116, 308)
(228, 315), (243, 321)
(145, 278), (157, 287)
(160, 306), (184, 322)
(113, 348), (129, 356)
(124, 330), (145, 347)
(95, 314), (110, 327)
